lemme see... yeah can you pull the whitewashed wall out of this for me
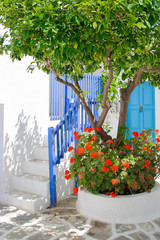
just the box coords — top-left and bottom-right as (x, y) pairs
(0, 55), (54, 202)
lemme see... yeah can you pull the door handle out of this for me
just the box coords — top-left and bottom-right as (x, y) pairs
(139, 106), (143, 112)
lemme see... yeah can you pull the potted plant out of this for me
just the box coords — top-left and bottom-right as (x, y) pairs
(65, 128), (160, 223)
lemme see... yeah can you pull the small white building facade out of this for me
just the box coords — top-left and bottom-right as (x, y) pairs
(0, 55), (160, 211)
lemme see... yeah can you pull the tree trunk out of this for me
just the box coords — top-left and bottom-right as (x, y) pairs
(117, 88), (130, 139)
(97, 128), (112, 142)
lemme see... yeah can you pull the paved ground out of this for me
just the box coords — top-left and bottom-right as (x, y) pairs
(0, 195), (160, 240)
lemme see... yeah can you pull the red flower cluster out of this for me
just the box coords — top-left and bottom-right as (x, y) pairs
(149, 149), (153, 155)
(106, 140), (113, 144)
(70, 157), (75, 163)
(65, 170), (71, 180)
(144, 160), (151, 169)
(68, 146), (73, 152)
(76, 147), (85, 155)
(143, 146), (147, 150)
(73, 131), (78, 135)
(84, 127), (93, 133)
(85, 144), (92, 150)
(123, 162), (129, 168)
(124, 144), (132, 150)
(132, 131), (139, 137)
(112, 164), (118, 171)
(131, 181), (138, 189)
(107, 191), (117, 198)
(74, 134), (81, 141)
(111, 179), (120, 185)
(102, 166), (109, 173)
(96, 127), (101, 132)
(106, 159), (112, 166)
(91, 136), (98, 140)
(88, 140), (95, 144)
(73, 187), (78, 194)
(90, 152), (98, 158)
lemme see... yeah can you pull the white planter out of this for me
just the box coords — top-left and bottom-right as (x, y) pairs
(77, 181), (160, 223)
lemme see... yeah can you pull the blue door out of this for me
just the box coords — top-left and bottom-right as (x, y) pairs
(127, 82), (155, 138)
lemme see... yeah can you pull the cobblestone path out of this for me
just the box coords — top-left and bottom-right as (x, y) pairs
(0, 195), (160, 239)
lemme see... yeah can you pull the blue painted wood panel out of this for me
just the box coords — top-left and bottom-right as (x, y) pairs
(127, 82), (155, 138)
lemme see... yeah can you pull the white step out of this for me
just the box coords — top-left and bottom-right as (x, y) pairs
(23, 159), (49, 178)
(12, 173), (49, 197)
(33, 147), (48, 161)
(4, 190), (50, 213)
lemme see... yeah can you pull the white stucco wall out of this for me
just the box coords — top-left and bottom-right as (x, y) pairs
(0, 55), (54, 201)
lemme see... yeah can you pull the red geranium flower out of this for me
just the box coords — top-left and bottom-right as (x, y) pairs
(85, 144), (92, 150)
(156, 138), (160, 143)
(73, 131), (78, 135)
(73, 187), (78, 194)
(76, 147), (85, 155)
(124, 144), (131, 150)
(156, 145), (159, 149)
(88, 127), (93, 132)
(74, 134), (81, 141)
(143, 146), (147, 150)
(65, 174), (71, 180)
(106, 140), (113, 144)
(140, 133), (143, 136)
(111, 179), (120, 185)
(65, 170), (70, 175)
(102, 166), (109, 173)
(144, 160), (151, 169)
(110, 191), (117, 198)
(84, 127), (88, 132)
(96, 127), (101, 132)
(112, 164), (118, 171)
(149, 149), (153, 155)
(132, 131), (139, 137)
(70, 157), (75, 163)
(123, 162), (129, 168)
(106, 159), (112, 166)
(68, 146), (73, 152)
(154, 129), (159, 134)
(90, 152), (98, 158)
(91, 136), (98, 140)
(88, 140), (95, 144)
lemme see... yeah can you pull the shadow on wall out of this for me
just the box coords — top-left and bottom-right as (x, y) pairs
(3, 110), (43, 192)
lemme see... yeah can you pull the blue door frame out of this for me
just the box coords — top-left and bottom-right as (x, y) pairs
(127, 82), (155, 138)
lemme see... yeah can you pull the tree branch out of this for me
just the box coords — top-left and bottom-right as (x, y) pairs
(73, 78), (97, 128)
(44, 57), (82, 97)
(96, 102), (111, 127)
(102, 47), (113, 108)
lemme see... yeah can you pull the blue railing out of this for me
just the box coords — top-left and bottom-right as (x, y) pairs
(49, 72), (101, 120)
(48, 97), (99, 206)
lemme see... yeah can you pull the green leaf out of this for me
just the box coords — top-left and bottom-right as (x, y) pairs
(93, 22), (97, 29)
(135, 22), (147, 29)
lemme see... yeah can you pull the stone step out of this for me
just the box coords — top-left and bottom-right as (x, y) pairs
(12, 173), (49, 197)
(4, 190), (50, 213)
(23, 159), (49, 178)
(33, 147), (48, 161)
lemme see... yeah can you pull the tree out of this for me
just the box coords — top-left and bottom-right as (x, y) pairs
(0, 0), (160, 141)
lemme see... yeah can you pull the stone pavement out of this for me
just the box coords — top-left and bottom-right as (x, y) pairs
(0, 195), (160, 240)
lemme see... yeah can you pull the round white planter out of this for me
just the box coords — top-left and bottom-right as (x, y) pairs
(77, 181), (160, 223)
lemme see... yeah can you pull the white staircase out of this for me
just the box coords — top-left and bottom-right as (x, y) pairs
(4, 136), (75, 213)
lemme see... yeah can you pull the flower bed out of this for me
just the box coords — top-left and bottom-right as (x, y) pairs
(66, 128), (160, 197)
(77, 180), (160, 223)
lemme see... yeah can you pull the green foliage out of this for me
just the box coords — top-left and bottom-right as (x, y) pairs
(68, 128), (160, 196)
(0, 0), (159, 87)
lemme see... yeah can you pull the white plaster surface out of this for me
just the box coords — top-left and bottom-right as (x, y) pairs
(77, 181), (160, 224)
(0, 54), (55, 203)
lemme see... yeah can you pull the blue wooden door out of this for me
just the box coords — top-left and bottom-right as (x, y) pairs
(127, 82), (155, 138)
